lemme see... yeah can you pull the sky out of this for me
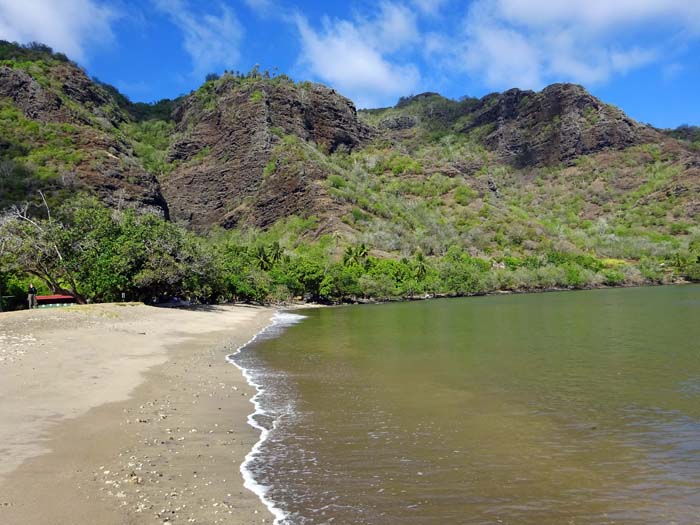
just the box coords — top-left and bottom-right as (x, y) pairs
(0, 0), (699, 128)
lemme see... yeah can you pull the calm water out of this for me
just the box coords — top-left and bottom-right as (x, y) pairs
(234, 286), (700, 524)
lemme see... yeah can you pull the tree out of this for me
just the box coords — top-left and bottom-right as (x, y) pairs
(413, 249), (428, 281)
(343, 243), (369, 267)
(268, 241), (283, 265)
(1, 195), (221, 305)
(0, 195), (85, 301)
(253, 244), (272, 271)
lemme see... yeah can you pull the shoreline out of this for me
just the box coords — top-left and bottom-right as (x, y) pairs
(322, 280), (696, 306)
(0, 303), (277, 524)
(0, 284), (694, 523)
(227, 311), (310, 525)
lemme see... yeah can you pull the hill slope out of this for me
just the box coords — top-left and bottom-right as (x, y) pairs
(2, 41), (700, 304)
(162, 75), (372, 230)
(0, 42), (168, 215)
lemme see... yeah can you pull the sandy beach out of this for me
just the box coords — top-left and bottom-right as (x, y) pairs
(0, 303), (276, 524)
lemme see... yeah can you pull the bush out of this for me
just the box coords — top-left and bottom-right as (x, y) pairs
(638, 257), (665, 283)
(263, 158), (277, 178)
(683, 262), (700, 282)
(454, 185), (476, 205)
(602, 269), (625, 286)
(328, 174), (346, 188)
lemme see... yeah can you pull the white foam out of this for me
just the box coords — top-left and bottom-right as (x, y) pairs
(226, 311), (307, 525)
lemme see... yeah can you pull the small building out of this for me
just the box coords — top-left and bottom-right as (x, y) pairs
(36, 295), (77, 308)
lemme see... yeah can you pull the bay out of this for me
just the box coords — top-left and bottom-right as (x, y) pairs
(234, 285), (700, 524)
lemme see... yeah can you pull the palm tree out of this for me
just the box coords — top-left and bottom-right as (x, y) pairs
(414, 249), (427, 281)
(343, 243), (369, 267)
(268, 241), (283, 265)
(254, 244), (272, 271)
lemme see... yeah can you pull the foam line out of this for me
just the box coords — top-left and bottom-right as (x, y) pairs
(226, 311), (307, 525)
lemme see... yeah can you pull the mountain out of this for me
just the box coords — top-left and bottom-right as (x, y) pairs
(362, 84), (661, 167)
(161, 76), (372, 230)
(0, 42), (168, 215)
(1, 41), (699, 266)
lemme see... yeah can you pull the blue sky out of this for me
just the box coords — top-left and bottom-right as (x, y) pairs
(1, 0), (699, 127)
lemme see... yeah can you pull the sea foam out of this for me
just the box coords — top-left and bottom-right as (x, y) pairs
(227, 311), (307, 525)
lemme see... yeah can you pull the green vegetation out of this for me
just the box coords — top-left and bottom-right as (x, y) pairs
(3, 190), (699, 308)
(2, 41), (700, 309)
(665, 124), (700, 143)
(95, 80), (177, 122)
(0, 103), (83, 179)
(361, 93), (480, 137)
(121, 120), (176, 176)
(263, 158), (277, 178)
(0, 40), (70, 64)
(250, 90), (263, 103)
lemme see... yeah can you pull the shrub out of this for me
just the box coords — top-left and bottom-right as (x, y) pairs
(328, 174), (346, 188)
(454, 185), (476, 205)
(263, 158), (277, 178)
(602, 269), (626, 285)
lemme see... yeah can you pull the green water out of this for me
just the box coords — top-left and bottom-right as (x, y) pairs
(239, 285), (700, 524)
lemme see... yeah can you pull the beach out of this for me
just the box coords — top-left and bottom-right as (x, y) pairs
(0, 303), (276, 524)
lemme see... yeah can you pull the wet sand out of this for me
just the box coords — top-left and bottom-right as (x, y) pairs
(0, 303), (275, 524)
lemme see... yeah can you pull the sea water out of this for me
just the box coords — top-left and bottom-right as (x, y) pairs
(232, 286), (700, 524)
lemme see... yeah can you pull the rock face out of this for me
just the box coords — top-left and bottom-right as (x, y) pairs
(0, 63), (168, 216)
(161, 78), (372, 229)
(0, 66), (68, 122)
(379, 114), (418, 130)
(368, 84), (662, 168)
(458, 84), (660, 167)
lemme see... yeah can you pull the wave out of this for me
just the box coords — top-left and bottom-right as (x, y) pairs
(226, 311), (307, 525)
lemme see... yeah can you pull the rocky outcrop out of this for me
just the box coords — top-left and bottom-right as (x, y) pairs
(0, 66), (68, 122)
(458, 84), (660, 167)
(367, 84), (662, 168)
(379, 114), (417, 130)
(0, 63), (168, 216)
(73, 129), (169, 216)
(161, 77), (373, 229)
(0, 64), (126, 126)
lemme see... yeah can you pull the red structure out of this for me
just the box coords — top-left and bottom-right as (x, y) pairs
(36, 295), (76, 307)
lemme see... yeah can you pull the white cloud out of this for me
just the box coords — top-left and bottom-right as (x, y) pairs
(494, 0), (700, 33)
(294, 2), (421, 107)
(411, 0), (449, 16)
(452, 0), (700, 90)
(154, 0), (243, 76)
(244, 0), (274, 15)
(365, 2), (420, 52)
(463, 24), (542, 89)
(0, 0), (117, 62)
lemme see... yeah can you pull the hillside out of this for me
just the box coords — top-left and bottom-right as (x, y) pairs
(1, 41), (700, 306)
(0, 42), (168, 215)
(162, 75), (372, 230)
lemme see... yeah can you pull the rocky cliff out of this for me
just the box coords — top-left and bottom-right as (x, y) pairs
(162, 76), (372, 230)
(0, 54), (168, 215)
(460, 83), (661, 167)
(1, 41), (694, 240)
(364, 84), (662, 167)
